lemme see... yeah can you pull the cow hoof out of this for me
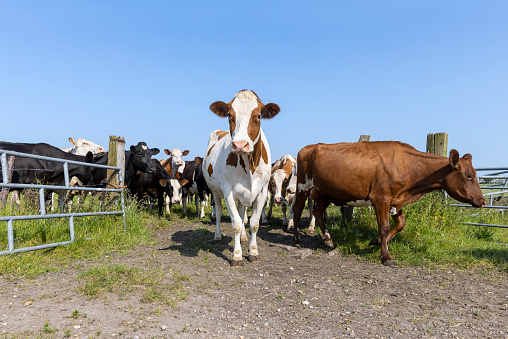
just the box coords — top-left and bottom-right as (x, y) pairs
(324, 240), (334, 248)
(285, 225), (292, 232)
(307, 230), (315, 235)
(230, 259), (244, 267)
(247, 255), (260, 262)
(383, 260), (397, 267)
(369, 237), (381, 246)
(295, 243), (302, 249)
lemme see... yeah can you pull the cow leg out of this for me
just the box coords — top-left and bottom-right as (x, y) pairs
(247, 186), (267, 263)
(165, 195), (171, 214)
(281, 200), (288, 226)
(237, 204), (249, 243)
(212, 194), (223, 241)
(372, 201), (396, 266)
(292, 189), (310, 245)
(310, 188), (333, 247)
(287, 197), (294, 231)
(370, 208), (406, 245)
(307, 197), (316, 234)
(267, 193), (274, 219)
(182, 189), (188, 216)
(157, 189), (164, 217)
(261, 205), (268, 224)
(224, 193), (244, 267)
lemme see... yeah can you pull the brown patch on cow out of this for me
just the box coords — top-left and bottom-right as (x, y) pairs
(216, 130), (228, 141)
(226, 152), (238, 168)
(160, 158), (173, 176)
(207, 163), (214, 176)
(207, 144), (215, 157)
(247, 103), (262, 142)
(281, 158), (296, 179)
(249, 139), (267, 174)
(239, 155), (247, 172)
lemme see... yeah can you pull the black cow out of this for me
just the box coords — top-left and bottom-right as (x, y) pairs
(91, 142), (160, 189)
(181, 157), (211, 219)
(129, 159), (188, 216)
(0, 141), (95, 206)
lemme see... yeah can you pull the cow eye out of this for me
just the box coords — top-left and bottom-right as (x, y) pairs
(466, 173), (472, 179)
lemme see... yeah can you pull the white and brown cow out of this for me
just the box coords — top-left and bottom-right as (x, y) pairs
(160, 148), (190, 213)
(262, 154), (297, 228)
(62, 137), (105, 155)
(203, 90), (280, 267)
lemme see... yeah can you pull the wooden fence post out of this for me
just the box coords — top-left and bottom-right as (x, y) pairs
(341, 135), (371, 226)
(426, 133), (448, 157)
(107, 136), (126, 190)
(0, 156), (15, 206)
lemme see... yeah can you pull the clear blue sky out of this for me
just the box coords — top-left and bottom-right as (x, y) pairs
(1, 1), (507, 168)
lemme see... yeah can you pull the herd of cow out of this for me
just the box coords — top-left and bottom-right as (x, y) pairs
(0, 90), (486, 266)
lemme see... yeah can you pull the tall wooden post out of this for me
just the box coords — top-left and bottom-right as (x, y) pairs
(426, 133), (448, 157)
(341, 135), (371, 226)
(107, 136), (126, 190)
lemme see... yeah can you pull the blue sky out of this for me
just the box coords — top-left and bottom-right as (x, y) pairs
(1, 1), (507, 168)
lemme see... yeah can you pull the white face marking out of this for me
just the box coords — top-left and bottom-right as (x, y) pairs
(230, 93), (258, 153)
(142, 145), (148, 150)
(169, 179), (183, 203)
(170, 148), (185, 174)
(68, 138), (105, 155)
(297, 175), (313, 192)
(272, 169), (286, 199)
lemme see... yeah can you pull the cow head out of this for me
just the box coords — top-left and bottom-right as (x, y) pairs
(130, 142), (159, 174)
(69, 137), (106, 155)
(159, 178), (188, 204)
(270, 169), (291, 205)
(443, 149), (486, 208)
(164, 148), (189, 175)
(210, 90), (280, 155)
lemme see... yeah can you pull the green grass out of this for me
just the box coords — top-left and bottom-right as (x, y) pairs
(0, 192), (155, 279)
(316, 192), (508, 270)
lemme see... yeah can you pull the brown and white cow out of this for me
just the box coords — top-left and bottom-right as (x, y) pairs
(203, 90), (280, 267)
(292, 141), (485, 266)
(160, 148), (190, 213)
(262, 154), (297, 228)
(62, 137), (105, 155)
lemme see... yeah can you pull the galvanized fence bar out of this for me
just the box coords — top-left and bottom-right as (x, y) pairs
(450, 167), (508, 228)
(0, 148), (126, 255)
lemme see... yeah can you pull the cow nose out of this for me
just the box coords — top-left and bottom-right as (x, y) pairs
(177, 161), (183, 165)
(287, 188), (293, 194)
(232, 142), (249, 154)
(99, 147), (105, 153)
(173, 199), (181, 204)
(275, 197), (283, 204)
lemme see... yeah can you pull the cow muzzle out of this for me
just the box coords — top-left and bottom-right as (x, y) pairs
(275, 197), (283, 205)
(232, 141), (250, 154)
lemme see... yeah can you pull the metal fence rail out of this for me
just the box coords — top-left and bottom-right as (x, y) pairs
(0, 149), (126, 255)
(449, 167), (508, 228)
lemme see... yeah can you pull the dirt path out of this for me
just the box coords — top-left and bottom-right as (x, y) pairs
(1, 218), (507, 338)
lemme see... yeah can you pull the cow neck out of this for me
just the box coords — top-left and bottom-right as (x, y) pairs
(247, 132), (265, 175)
(124, 151), (137, 185)
(408, 153), (452, 195)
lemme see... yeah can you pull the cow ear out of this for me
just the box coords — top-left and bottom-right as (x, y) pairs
(164, 149), (171, 155)
(179, 179), (189, 186)
(150, 148), (160, 156)
(159, 179), (167, 187)
(182, 150), (190, 156)
(210, 101), (229, 117)
(130, 145), (136, 152)
(463, 153), (472, 162)
(69, 137), (77, 146)
(85, 151), (93, 163)
(449, 149), (460, 169)
(261, 103), (280, 119)
(194, 157), (203, 164)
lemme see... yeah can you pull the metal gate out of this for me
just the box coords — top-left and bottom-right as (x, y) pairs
(450, 167), (508, 228)
(0, 150), (126, 255)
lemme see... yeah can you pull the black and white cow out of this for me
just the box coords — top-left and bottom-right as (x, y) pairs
(180, 157), (211, 219)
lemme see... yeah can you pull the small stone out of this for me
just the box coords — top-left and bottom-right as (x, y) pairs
(302, 300), (310, 305)
(161, 325), (168, 330)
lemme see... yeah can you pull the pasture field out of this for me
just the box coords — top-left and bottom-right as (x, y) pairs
(0, 193), (507, 337)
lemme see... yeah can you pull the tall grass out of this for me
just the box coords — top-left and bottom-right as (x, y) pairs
(321, 192), (508, 270)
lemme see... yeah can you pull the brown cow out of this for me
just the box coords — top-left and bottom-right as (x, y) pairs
(292, 141), (486, 266)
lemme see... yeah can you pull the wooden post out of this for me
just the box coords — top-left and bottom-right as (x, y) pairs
(0, 156), (15, 206)
(426, 133), (448, 157)
(341, 135), (371, 226)
(107, 136), (126, 190)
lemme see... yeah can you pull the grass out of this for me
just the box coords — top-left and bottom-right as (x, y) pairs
(319, 192), (508, 270)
